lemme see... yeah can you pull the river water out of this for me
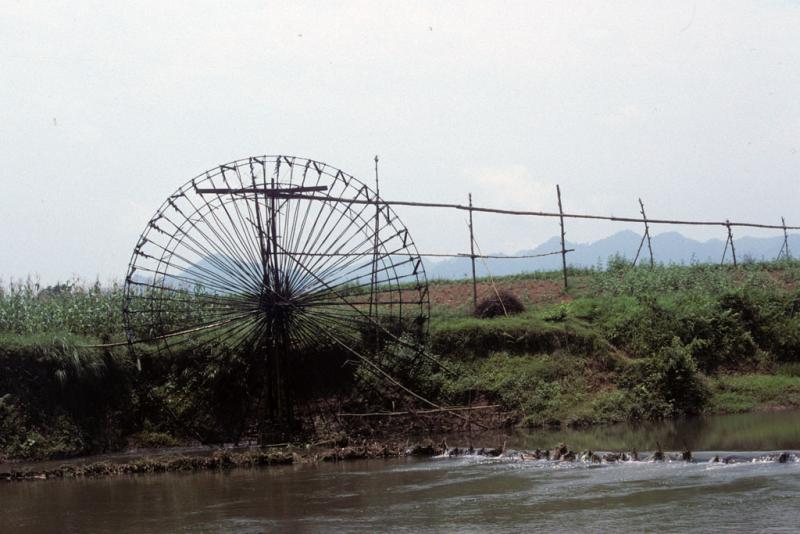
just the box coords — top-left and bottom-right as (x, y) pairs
(3, 411), (800, 533)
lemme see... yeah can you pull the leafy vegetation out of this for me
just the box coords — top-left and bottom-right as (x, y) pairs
(0, 278), (124, 338)
(425, 258), (800, 428)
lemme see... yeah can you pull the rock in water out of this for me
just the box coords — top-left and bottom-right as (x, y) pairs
(551, 443), (569, 461)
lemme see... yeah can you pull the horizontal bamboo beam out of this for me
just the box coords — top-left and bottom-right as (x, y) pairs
(337, 404), (501, 417)
(196, 185), (328, 196)
(285, 194), (800, 231)
(419, 249), (574, 259)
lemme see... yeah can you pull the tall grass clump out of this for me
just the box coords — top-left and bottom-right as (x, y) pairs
(0, 333), (135, 459)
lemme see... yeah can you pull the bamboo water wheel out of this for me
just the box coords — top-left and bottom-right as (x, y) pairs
(123, 155), (430, 433)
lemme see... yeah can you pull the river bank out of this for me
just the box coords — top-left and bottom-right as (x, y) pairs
(3, 260), (800, 463)
(5, 409), (800, 483)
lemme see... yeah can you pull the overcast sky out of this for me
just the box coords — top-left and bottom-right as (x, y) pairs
(2, 1), (799, 283)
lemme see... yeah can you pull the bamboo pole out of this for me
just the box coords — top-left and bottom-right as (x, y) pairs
(337, 404), (501, 417)
(779, 216), (791, 260)
(417, 249), (574, 259)
(633, 232), (647, 267)
(285, 193), (800, 230)
(784, 216), (791, 259)
(252, 249), (573, 260)
(726, 220), (738, 266)
(468, 193), (478, 311)
(721, 234), (729, 265)
(640, 198), (654, 268)
(371, 156), (381, 352)
(369, 156), (380, 325)
(556, 185), (568, 289)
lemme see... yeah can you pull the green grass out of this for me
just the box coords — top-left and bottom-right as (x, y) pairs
(430, 310), (603, 358)
(438, 350), (609, 427)
(708, 374), (800, 413)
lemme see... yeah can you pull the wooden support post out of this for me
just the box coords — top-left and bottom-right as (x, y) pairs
(369, 156), (380, 328)
(633, 232), (647, 267)
(556, 185), (568, 290)
(468, 193), (478, 312)
(779, 216), (791, 260)
(726, 220), (737, 266)
(639, 198), (654, 268)
(721, 236), (729, 266)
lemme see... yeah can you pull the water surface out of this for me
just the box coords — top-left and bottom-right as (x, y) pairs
(3, 410), (800, 533)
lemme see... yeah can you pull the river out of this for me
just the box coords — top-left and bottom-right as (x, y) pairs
(3, 410), (800, 533)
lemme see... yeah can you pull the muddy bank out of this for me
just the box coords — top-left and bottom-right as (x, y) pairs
(0, 439), (446, 482)
(5, 434), (797, 483)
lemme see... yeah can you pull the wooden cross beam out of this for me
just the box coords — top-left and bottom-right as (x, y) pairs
(195, 185), (328, 197)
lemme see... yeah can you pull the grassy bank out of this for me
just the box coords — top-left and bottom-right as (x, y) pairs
(422, 258), (800, 427)
(3, 259), (800, 461)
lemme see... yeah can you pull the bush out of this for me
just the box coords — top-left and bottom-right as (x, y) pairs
(621, 338), (710, 420)
(474, 290), (525, 319)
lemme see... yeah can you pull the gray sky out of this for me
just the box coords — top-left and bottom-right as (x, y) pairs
(2, 1), (799, 283)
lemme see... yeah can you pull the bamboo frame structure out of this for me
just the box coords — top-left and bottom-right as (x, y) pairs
(122, 154), (798, 433)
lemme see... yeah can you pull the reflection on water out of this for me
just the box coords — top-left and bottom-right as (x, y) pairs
(2, 410), (800, 533)
(508, 409), (800, 452)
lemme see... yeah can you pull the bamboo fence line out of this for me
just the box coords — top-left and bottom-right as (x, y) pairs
(281, 187), (795, 309)
(287, 192), (800, 230)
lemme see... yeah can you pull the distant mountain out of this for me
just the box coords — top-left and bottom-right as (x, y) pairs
(424, 230), (800, 280)
(171, 231), (798, 286)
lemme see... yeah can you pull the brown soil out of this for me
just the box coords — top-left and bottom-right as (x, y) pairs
(427, 279), (575, 310)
